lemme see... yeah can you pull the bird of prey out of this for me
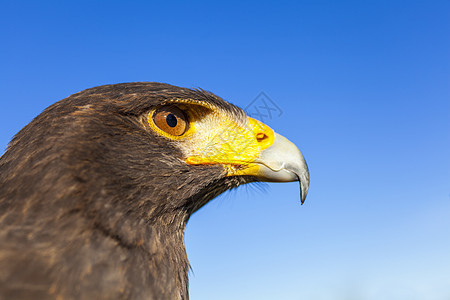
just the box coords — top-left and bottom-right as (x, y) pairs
(0, 82), (309, 300)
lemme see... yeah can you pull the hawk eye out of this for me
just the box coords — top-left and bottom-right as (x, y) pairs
(153, 106), (188, 136)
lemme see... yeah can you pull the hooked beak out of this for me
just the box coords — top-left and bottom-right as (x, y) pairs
(185, 117), (309, 204)
(253, 133), (309, 204)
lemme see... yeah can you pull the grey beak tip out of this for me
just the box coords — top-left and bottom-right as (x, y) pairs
(300, 185), (307, 205)
(297, 167), (309, 205)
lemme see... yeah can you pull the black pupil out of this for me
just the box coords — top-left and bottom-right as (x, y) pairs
(166, 114), (178, 127)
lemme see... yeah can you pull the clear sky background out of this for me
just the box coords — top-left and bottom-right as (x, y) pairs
(1, 1), (449, 299)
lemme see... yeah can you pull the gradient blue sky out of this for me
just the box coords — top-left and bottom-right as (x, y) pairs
(1, 1), (449, 299)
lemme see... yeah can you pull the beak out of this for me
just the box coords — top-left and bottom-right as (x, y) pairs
(185, 117), (309, 204)
(253, 133), (309, 204)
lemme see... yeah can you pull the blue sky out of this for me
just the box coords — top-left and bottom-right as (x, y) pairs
(1, 0), (449, 299)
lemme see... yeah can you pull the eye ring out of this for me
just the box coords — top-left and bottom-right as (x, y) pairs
(152, 105), (189, 136)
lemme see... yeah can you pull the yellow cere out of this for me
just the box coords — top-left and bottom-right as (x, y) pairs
(185, 117), (275, 177)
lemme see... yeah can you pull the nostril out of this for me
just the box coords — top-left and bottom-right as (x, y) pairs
(247, 117), (275, 149)
(256, 133), (268, 143)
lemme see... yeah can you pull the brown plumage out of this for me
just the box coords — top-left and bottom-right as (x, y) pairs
(0, 82), (309, 299)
